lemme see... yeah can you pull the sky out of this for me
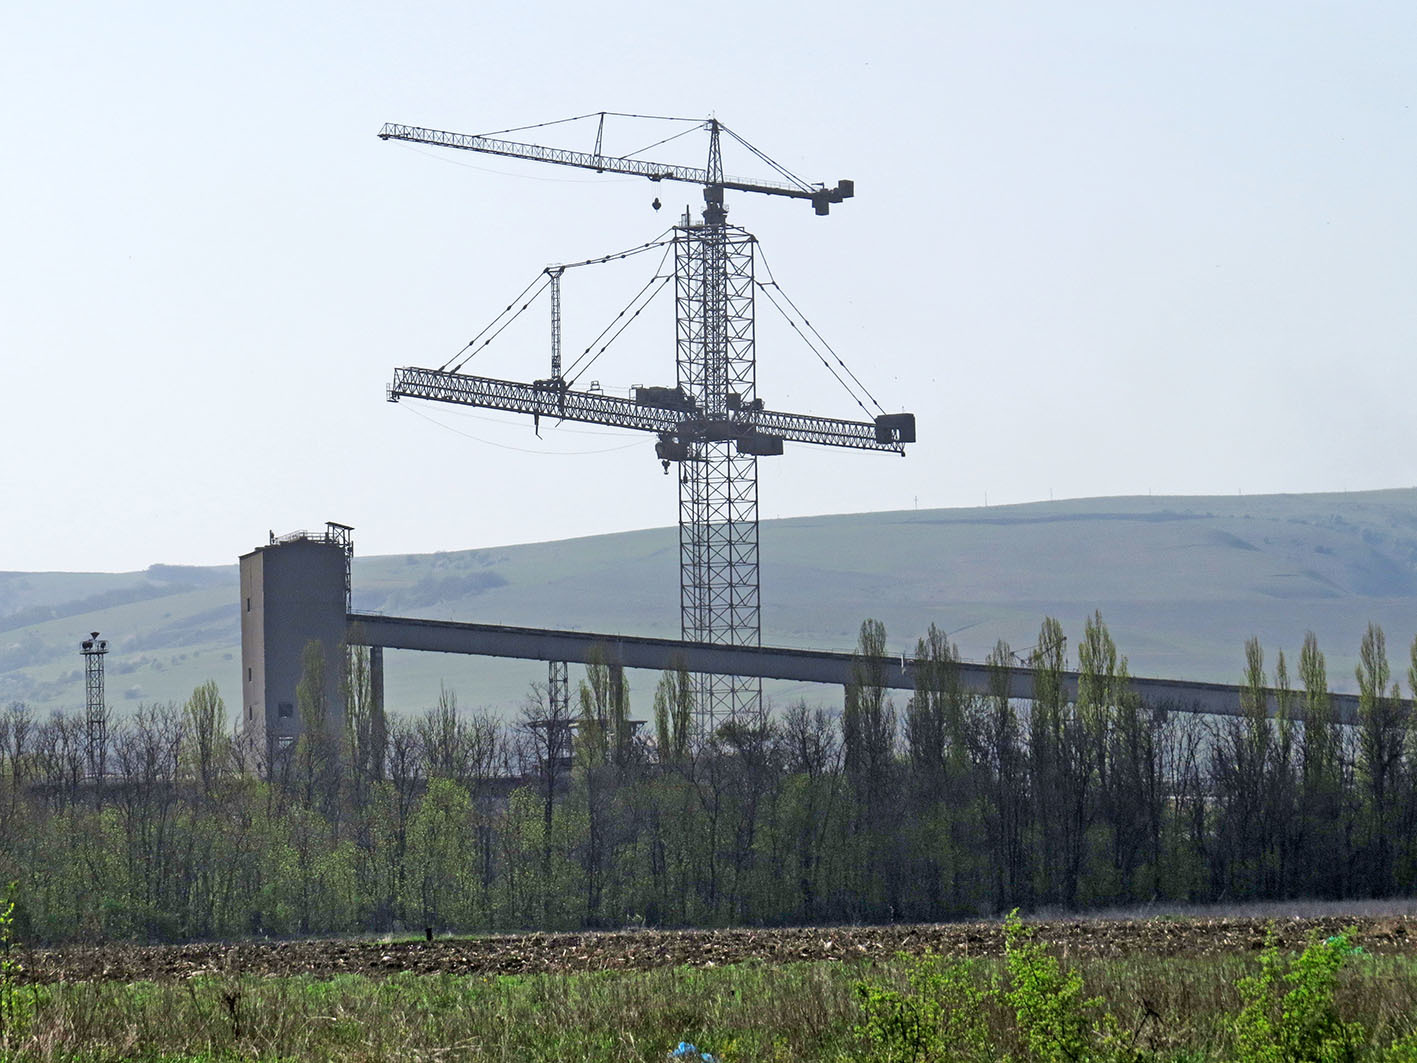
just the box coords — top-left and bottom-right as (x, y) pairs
(3, 2), (1415, 573)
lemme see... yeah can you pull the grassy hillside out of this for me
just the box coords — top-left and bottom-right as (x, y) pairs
(3, 488), (1416, 720)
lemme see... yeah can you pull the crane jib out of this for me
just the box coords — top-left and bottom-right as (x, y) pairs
(388, 367), (911, 455)
(378, 123), (854, 211)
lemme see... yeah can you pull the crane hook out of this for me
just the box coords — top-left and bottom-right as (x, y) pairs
(651, 197), (662, 212)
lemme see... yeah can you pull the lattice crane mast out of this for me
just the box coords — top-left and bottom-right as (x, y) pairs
(382, 115), (916, 731)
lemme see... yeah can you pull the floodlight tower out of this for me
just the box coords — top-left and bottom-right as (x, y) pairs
(80, 631), (109, 778)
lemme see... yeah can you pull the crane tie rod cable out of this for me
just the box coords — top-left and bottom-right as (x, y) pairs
(552, 231), (675, 273)
(756, 283), (875, 421)
(719, 124), (816, 193)
(441, 274), (550, 372)
(621, 124), (706, 162)
(565, 273), (673, 387)
(440, 232), (676, 373)
(757, 246), (887, 416)
(564, 244), (675, 383)
(477, 112), (698, 138)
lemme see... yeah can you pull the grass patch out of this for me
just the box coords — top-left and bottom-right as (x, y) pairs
(3, 933), (1417, 1061)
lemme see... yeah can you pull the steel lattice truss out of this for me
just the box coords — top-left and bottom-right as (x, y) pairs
(388, 369), (906, 452)
(547, 659), (570, 719)
(675, 223), (761, 728)
(81, 634), (107, 778)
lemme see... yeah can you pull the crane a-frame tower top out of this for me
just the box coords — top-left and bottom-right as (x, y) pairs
(382, 114), (915, 732)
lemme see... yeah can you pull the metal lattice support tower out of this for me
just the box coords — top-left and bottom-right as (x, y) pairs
(675, 215), (761, 732)
(548, 659), (569, 719)
(80, 632), (108, 779)
(548, 268), (564, 378)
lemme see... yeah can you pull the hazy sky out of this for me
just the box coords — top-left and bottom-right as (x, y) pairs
(4, 2), (1414, 573)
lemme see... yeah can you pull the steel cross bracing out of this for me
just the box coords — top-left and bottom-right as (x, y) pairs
(674, 221), (761, 726)
(81, 633), (108, 779)
(547, 660), (570, 719)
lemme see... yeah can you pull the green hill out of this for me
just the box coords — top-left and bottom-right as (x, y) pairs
(4, 489), (1416, 719)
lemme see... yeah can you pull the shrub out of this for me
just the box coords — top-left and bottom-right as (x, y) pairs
(1232, 927), (1365, 1063)
(1002, 910), (1131, 1062)
(852, 951), (991, 1062)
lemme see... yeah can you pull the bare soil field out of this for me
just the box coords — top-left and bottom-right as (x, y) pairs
(14, 914), (1417, 984)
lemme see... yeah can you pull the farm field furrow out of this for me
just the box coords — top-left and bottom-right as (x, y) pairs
(18, 914), (1417, 984)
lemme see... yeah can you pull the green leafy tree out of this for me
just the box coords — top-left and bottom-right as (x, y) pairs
(844, 619), (895, 810)
(1298, 632), (1344, 896)
(1029, 617), (1068, 905)
(985, 640), (1029, 911)
(293, 640), (340, 815)
(653, 659), (693, 765)
(1356, 623), (1405, 895)
(1210, 637), (1274, 896)
(183, 680), (228, 802)
(343, 639), (386, 788)
(843, 619), (898, 916)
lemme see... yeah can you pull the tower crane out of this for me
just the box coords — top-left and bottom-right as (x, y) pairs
(382, 115), (916, 731)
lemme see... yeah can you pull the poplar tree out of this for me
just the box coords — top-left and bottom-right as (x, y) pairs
(843, 618), (894, 810)
(1356, 623), (1404, 894)
(182, 680), (226, 802)
(653, 660), (693, 765)
(1298, 631), (1342, 895)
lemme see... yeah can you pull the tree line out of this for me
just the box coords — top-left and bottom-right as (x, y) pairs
(2, 614), (1416, 943)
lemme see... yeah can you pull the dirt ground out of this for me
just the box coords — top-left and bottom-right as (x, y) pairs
(13, 914), (1417, 985)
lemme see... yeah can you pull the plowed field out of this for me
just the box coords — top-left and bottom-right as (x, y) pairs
(15, 914), (1417, 984)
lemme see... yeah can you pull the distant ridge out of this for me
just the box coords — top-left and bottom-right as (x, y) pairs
(4, 488), (1416, 717)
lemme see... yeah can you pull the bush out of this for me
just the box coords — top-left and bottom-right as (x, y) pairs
(1232, 928), (1366, 1063)
(1002, 910), (1132, 1062)
(852, 951), (991, 1062)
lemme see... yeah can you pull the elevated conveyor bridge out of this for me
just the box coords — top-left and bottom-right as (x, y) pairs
(348, 612), (1359, 724)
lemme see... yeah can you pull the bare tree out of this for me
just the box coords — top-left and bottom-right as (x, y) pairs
(779, 700), (844, 921)
(516, 681), (573, 922)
